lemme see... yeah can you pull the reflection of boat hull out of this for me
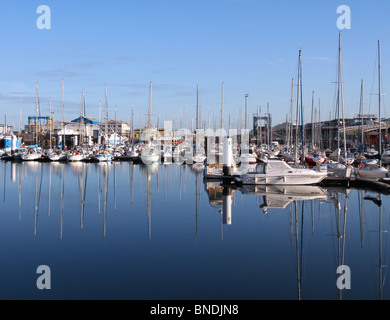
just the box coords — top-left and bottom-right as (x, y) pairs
(240, 184), (327, 197)
(240, 185), (328, 210)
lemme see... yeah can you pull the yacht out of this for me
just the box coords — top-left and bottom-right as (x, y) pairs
(66, 150), (85, 162)
(355, 164), (389, 180)
(140, 143), (160, 165)
(235, 159), (328, 185)
(21, 148), (43, 161)
(48, 150), (67, 161)
(92, 150), (113, 162)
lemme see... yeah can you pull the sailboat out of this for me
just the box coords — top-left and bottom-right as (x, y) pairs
(356, 40), (388, 179)
(140, 81), (160, 166)
(48, 150), (67, 161)
(92, 149), (113, 162)
(305, 92), (327, 166)
(141, 142), (160, 165)
(326, 33), (352, 178)
(21, 147), (43, 161)
(66, 149), (86, 162)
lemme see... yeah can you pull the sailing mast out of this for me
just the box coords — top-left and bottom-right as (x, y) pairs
(311, 91), (315, 152)
(299, 51), (305, 166)
(61, 79), (65, 150)
(221, 82), (224, 132)
(49, 97), (52, 151)
(131, 104), (134, 145)
(318, 98), (322, 151)
(359, 79), (364, 152)
(294, 50), (303, 165)
(147, 81), (152, 129)
(289, 78), (294, 153)
(105, 84), (108, 143)
(19, 94), (23, 139)
(196, 84), (199, 130)
(35, 82), (39, 145)
(378, 40), (382, 166)
(339, 33), (347, 162)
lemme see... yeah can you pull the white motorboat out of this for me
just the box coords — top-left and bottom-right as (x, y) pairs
(236, 159), (328, 185)
(355, 164), (389, 180)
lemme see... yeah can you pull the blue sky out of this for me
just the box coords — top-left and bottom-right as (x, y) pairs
(0, 0), (389, 131)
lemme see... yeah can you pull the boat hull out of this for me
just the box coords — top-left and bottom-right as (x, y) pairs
(238, 172), (327, 185)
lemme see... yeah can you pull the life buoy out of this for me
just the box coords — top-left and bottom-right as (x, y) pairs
(359, 163), (364, 169)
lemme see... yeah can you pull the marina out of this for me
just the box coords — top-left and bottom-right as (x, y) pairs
(1, 0), (390, 303)
(1, 160), (390, 300)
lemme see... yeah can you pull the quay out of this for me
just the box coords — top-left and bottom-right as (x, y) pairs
(320, 176), (390, 194)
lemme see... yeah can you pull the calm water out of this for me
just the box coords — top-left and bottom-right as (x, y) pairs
(0, 160), (389, 300)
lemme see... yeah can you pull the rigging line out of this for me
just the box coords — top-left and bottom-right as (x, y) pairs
(368, 48), (378, 117)
(380, 71), (387, 119)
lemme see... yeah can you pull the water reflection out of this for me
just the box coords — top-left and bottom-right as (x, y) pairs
(1, 160), (390, 299)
